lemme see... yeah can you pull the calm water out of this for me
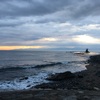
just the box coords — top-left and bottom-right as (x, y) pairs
(0, 51), (89, 91)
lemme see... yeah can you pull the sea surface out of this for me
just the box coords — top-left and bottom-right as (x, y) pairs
(0, 51), (94, 91)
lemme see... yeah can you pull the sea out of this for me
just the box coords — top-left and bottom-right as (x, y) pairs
(0, 50), (98, 91)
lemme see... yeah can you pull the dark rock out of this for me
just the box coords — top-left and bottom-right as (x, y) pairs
(95, 71), (100, 77)
(20, 77), (28, 81)
(85, 49), (90, 53)
(93, 87), (100, 91)
(88, 55), (100, 64)
(77, 74), (84, 78)
(27, 85), (31, 87)
(77, 96), (91, 100)
(47, 71), (75, 81)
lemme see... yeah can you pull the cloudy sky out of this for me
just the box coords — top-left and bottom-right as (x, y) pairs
(0, 0), (100, 50)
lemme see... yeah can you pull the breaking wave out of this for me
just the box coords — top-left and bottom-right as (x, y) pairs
(0, 72), (48, 91)
(0, 62), (63, 71)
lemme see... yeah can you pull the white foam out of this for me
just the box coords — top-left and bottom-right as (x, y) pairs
(74, 51), (99, 56)
(86, 52), (99, 56)
(0, 72), (48, 91)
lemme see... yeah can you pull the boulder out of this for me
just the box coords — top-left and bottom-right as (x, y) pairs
(85, 49), (90, 53)
(89, 55), (100, 64)
(47, 71), (75, 81)
(95, 71), (100, 77)
(19, 77), (28, 81)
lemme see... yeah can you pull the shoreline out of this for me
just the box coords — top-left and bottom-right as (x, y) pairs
(0, 54), (100, 99)
(34, 54), (100, 90)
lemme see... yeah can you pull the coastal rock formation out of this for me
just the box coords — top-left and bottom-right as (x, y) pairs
(35, 54), (100, 90)
(19, 77), (28, 81)
(47, 71), (75, 81)
(85, 49), (90, 53)
(88, 55), (100, 64)
(95, 71), (100, 77)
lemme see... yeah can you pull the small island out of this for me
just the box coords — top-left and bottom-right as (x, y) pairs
(85, 49), (90, 53)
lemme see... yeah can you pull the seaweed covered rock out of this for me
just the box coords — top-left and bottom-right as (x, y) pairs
(47, 71), (75, 81)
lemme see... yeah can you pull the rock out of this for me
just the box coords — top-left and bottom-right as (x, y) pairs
(47, 71), (75, 81)
(85, 49), (90, 53)
(93, 87), (100, 91)
(27, 85), (31, 87)
(77, 96), (91, 100)
(77, 74), (84, 78)
(83, 96), (91, 100)
(78, 91), (84, 94)
(95, 71), (100, 77)
(64, 95), (77, 100)
(89, 55), (100, 64)
(20, 77), (28, 81)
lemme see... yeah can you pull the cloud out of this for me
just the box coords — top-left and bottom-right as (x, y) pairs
(72, 34), (100, 44)
(36, 37), (58, 42)
(82, 24), (100, 30)
(0, 0), (100, 50)
(69, 0), (100, 20)
(0, 0), (74, 18)
(0, 0), (100, 21)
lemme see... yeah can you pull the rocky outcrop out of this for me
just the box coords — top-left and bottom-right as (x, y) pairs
(88, 55), (100, 64)
(47, 71), (75, 81)
(85, 49), (90, 53)
(95, 71), (100, 77)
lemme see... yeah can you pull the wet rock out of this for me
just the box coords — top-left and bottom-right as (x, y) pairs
(93, 87), (100, 91)
(47, 71), (75, 81)
(77, 74), (84, 78)
(64, 95), (77, 100)
(20, 77), (28, 81)
(77, 95), (91, 100)
(27, 85), (31, 87)
(89, 55), (100, 64)
(78, 91), (84, 94)
(83, 96), (91, 100)
(95, 71), (100, 77)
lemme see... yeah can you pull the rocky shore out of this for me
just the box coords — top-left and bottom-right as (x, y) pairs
(0, 54), (100, 100)
(35, 55), (100, 90)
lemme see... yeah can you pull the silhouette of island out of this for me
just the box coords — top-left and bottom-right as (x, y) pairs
(85, 48), (90, 53)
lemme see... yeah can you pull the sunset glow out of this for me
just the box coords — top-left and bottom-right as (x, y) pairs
(0, 0), (100, 50)
(0, 46), (45, 50)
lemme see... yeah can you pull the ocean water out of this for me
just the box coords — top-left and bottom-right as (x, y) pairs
(0, 51), (92, 91)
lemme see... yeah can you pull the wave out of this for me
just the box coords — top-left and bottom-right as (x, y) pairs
(0, 60), (87, 72)
(68, 61), (87, 64)
(0, 65), (34, 71)
(34, 62), (62, 68)
(0, 72), (48, 91)
(0, 62), (63, 71)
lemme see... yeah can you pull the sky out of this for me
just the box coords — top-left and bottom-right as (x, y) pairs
(0, 0), (100, 51)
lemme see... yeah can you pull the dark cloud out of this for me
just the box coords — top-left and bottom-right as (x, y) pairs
(0, 0), (100, 20)
(70, 0), (100, 19)
(0, 0), (73, 18)
(0, 22), (24, 27)
(0, 0), (100, 23)
(0, 0), (100, 50)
